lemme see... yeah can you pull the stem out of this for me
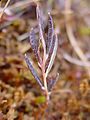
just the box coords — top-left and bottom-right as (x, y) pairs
(44, 75), (49, 102)
(42, 62), (48, 92)
(41, 55), (49, 102)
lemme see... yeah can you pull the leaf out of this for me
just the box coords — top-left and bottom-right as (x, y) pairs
(24, 54), (44, 89)
(47, 73), (59, 91)
(36, 5), (45, 31)
(45, 34), (58, 78)
(36, 5), (46, 56)
(30, 28), (39, 50)
(45, 34), (55, 71)
(47, 13), (54, 53)
(29, 28), (40, 62)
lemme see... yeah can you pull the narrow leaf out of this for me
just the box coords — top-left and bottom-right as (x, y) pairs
(47, 13), (54, 53)
(24, 54), (44, 89)
(30, 28), (39, 50)
(29, 28), (41, 62)
(36, 5), (46, 57)
(47, 73), (59, 91)
(36, 5), (44, 31)
(45, 34), (55, 71)
(45, 34), (58, 78)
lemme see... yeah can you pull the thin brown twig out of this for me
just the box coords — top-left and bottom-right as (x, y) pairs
(64, 0), (90, 77)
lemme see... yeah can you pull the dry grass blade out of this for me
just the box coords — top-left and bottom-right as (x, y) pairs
(63, 52), (90, 67)
(0, 0), (11, 19)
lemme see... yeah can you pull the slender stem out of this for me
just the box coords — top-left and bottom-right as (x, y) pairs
(42, 60), (48, 93)
(41, 53), (49, 101)
(43, 75), (49, 102)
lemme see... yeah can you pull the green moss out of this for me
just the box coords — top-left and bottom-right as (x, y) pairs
(79, 27), (90, 35)
(35, 96), (46, 104)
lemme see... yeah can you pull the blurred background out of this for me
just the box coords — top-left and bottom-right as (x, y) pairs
(0, 0), (90, 119)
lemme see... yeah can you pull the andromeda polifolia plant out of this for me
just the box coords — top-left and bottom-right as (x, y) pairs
(25, 5), (59, 102)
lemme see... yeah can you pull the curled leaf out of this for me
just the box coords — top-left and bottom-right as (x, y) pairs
(45, 34), (58, 78)
(45, 34), (55, 71)
(47, 73), (59, 91)
(24, 54), (44, 89)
